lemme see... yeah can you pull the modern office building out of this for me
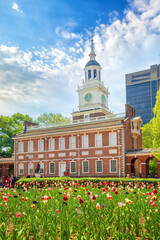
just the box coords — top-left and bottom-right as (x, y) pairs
(126, 64), (160, 124)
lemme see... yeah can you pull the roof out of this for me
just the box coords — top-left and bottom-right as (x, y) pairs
(85, 60), (101, 67)
(126, 148), (157, 154)
(13, 113), (126, 139)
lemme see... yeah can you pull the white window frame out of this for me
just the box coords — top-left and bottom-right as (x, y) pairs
(82, 160), (89, 173)
(110, 159), (117, 173)
(39, 162), (44, 174)
(84, 115), (89, 122)
(28, 141), (33, 152)
(95, 134), (102, 147)
(70, 161), (76, 173)
(82, 135), (89, 148)
(95, 160), (103, 173)
(109, 132), (117, 146)
(49, 139), (55, 151)
(49, 162), (55, 174)
(28, 163), (34, 175)
(18, 142), (24, 153)
(59, 138), (65, 150)
(19, 164), (24, 175)
(69, 137), (76, 149)
(38, 140), (44, 152)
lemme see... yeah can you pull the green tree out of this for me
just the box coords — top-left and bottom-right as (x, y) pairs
(0, 113), (33, 157)
(142, 88), (160, 158)
(37, 113), (70, 125)
(142, 120), (153, 148)
(151, 88), (160, 160)
(142, 88), (160, 174)
(149, 158), (158, 176)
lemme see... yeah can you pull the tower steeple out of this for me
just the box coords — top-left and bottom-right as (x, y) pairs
(72, 35), (112, 121)
(89, 35), (96, 60)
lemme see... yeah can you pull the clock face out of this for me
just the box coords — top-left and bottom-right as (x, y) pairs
(101, 95), (105, 104)
(85, 93), (92, 102)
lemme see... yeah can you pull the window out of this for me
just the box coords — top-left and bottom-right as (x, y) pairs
(84, 115), (89, 122)
(59, 138), (65, 149)
(18, 142), (24, 153)
(70, 161), (76, 173)
(96, 160), (103, 173)
(94, 69), (97, 78)
(88, 70), (91, 79)
(95, 134), (102, 147)
(109, 132), (117, 146)
(38, 140), (44, 151)
(82, 135), (88, 148)
(49, 162), (55, 174)
(39, 163), (44, 174)
(28, 141), (33, 152)
(19, 164), (24, 175)
(110, 159), (117, 173)
(69, 137), (76, 149)
(49, 139), (55, 150)
(28, 163), (34, 175)
(82, 161), (89, 173)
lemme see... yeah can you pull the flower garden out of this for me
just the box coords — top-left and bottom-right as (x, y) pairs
(0, 178), (160, 240)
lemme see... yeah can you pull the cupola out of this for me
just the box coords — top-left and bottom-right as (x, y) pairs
(84, 35), (102, 81)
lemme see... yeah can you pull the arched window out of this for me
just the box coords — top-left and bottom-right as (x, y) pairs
(94, 69), (97, 78)
(99, 71), (101, 81)
(88, 70), (91, 80)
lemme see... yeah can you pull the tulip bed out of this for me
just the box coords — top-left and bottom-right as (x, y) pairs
(0, 180), (160, 240)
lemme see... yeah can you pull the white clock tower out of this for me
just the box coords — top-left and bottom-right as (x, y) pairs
(72, 36), (113, 120)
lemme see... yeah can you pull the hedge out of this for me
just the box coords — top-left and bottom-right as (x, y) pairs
(16, 177), (160, 188)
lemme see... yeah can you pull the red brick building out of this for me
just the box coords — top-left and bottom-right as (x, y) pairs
(0, 157), (14, 177)
(13, 37), (160, 178)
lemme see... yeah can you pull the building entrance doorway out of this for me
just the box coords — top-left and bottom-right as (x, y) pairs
(9, 164), (14, 176)
(131, 158), (139, 177)
(59, 162), (66, 177)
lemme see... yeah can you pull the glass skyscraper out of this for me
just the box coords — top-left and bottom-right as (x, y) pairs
(126, 64), (160, 125)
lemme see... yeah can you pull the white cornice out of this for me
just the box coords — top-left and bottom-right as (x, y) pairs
(13, 125), (124, 140)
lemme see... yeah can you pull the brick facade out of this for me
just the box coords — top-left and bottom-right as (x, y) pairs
(13, 104), (154, 178)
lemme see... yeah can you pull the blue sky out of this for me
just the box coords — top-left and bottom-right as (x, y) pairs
(0, 0), (160, 119)
(0, 0), (126, 49)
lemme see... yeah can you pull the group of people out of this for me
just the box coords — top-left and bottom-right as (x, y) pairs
(0, 175), (13, 188)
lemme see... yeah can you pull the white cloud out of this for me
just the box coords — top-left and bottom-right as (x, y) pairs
(12, 2), (23, 13)
(1, 0), (160, 118)
(108, 10), (119, 22)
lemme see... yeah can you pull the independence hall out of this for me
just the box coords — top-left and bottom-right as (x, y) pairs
(12, 37), (160, 178)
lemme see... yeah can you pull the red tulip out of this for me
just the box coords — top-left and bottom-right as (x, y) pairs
(15, 212), (21, 218)
(79, 198), (83, 204)
(3, 197), (8, 202)
(63, 196), (68, 201)
(93, 195), (96, 200)
(153, 189), (157, 194)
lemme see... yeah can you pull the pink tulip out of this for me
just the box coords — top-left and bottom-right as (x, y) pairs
(118, 202), (123, 207)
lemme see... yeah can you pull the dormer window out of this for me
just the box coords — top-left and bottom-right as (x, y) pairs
(94, 69), (97, 79)
(88, 70), (91, 80)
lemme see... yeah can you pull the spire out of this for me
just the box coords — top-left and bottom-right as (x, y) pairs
(89, 35), (96, 60)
